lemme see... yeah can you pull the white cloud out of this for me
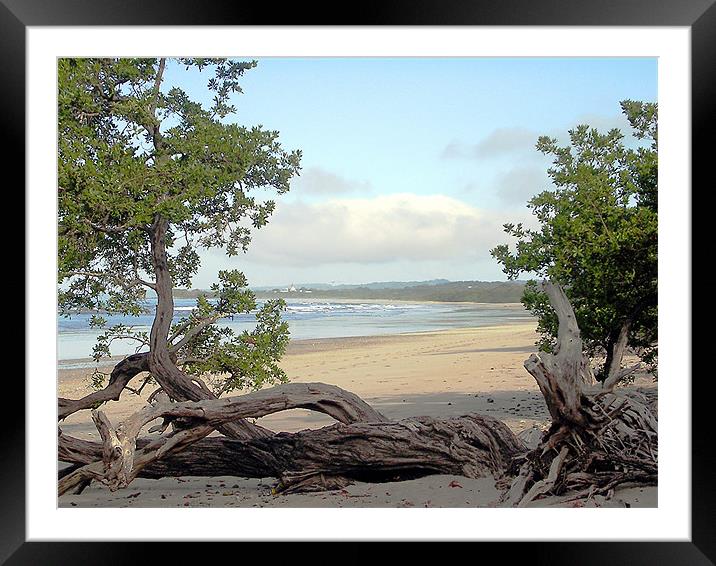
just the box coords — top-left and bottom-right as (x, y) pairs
(242, 193), (532, 267)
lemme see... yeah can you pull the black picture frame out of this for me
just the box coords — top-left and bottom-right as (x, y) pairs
(7, 1), (712, 563)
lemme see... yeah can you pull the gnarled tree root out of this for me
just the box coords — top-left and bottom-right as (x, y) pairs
(501, 282), (658, 507)
(501, 400), (658, 506)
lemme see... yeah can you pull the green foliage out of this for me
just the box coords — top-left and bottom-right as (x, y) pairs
(177, 297), (291, 395)
(90, 369), (108, 391)
(167, 269), (291, 394)
(491, 101), (657, 378)
(58, 58), (301, 392)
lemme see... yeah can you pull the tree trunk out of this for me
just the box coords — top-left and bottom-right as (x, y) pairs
(145, 214), (270, 440)
(502, 281), (657, 506)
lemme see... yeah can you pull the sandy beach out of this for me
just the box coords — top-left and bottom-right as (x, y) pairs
(58, 322), (657, 508)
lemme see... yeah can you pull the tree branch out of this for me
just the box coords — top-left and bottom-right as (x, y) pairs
(58, 353), (149, 420)
(59, 382), (389, 493)
(603, 319), (633, 390)
(169, 314), (222, 353)
(148, 58), (166, 151)
(603, 362), (642, 392)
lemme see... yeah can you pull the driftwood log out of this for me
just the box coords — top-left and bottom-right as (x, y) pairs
(59, 415), (524, 494)
(58, 383), (524, 496)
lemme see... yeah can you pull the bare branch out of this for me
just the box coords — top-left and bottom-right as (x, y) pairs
(58, 353), (149, 420)
(603, 319), (633, 389)
(603, 362), (642, 392)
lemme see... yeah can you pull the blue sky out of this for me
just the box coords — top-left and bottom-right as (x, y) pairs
(162, 58), (657, 288)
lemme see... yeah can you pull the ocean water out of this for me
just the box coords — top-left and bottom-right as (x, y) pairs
(58, 298), (533, 368)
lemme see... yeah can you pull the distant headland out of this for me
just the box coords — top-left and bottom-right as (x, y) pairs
(173, 279), (526, 303)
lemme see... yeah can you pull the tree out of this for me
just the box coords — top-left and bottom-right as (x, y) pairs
(491, 100), (658, 382)
(58, 58), (300, 432)
(487, 103), (659, 505)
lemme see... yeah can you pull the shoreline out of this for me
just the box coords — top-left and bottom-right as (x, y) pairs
(58, 317), (535, 369)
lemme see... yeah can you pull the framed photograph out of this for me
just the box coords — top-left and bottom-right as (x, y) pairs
(9, 0), (712, 563)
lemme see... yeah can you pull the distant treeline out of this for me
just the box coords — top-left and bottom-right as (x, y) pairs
(173, 288), (216, 299)
(174, 280), (526, 303)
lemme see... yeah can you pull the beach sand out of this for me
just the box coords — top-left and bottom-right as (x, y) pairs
(58, 322), (657, 508)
